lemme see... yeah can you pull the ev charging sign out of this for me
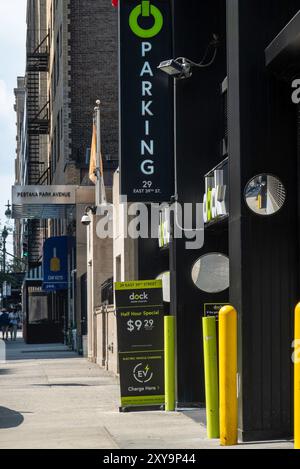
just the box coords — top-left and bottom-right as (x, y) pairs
(119, 0), (174, 202)
(115, 280), (165, 409)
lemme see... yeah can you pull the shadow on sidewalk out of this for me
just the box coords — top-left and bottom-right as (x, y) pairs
(31, 383), (90, 387)
(0, 369), (12, 375)
(1, 334), (78, 362)
(182, 409), (207, 426)
(0, 407), (24, 429)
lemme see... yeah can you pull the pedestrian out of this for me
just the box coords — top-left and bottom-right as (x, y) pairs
(0, 309), (10, 341)
(9, 310), (19, 341)
(0, 310), (3, 339)
(17, 308), (23, 329)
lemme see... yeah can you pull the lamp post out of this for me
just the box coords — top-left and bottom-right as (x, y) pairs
(157, 35), (220, 408)
(2, 226), (8, 274)
(5, 201), (12, 219)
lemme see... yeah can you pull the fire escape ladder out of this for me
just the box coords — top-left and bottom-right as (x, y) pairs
(27, 31), (50, 72)
(25, 31), (50, 266)
(28, 98), (50, 135)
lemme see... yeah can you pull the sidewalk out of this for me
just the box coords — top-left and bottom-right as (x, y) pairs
(0, 335), (293, 449)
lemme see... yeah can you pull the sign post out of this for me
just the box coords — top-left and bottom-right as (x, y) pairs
(204, 303), (228, 320)
(115, 280), (165, 410)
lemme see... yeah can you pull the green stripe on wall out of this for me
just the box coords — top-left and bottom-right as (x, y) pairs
(115, 280), (162, 291)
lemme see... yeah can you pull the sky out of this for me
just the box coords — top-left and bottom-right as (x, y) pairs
(0, 0), (26, 250)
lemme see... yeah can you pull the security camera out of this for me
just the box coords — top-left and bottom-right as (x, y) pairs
(81, 206), (96, 226)
(81, 214), (91, 226)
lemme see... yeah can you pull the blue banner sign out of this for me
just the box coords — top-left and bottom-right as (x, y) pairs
(42, 237), (74, 291)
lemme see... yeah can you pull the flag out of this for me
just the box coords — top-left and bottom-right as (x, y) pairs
(97, 138), (107, 207)
(89, 122), (97, 184)
(89, 106), (107, 206)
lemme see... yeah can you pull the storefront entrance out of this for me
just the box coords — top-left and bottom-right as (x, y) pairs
(23, 282), (65, 344)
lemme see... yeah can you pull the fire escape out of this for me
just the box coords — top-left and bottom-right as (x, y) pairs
(26, 31), (50, 267)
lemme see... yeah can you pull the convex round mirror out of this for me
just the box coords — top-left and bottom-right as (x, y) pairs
(245, 174), (286, 216)
(191, 253), (229, 293)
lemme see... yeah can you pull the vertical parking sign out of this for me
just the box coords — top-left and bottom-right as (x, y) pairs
(115, 280), (165, 409)
(119, 0), (174, 202)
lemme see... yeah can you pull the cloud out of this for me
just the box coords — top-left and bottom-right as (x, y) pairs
(0, 81), (16, 185)
(0, 1), (27, 48)
(0, 174), (14, 200)
(0, 80), (14, 119)
(0, 173), (14, 240)
(0, 1), (26, 84)
(0, 1), (26, 224)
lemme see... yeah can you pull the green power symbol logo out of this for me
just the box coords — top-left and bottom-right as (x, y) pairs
(129, 0), (163, 38)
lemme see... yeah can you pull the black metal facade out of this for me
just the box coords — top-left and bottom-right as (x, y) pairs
(227, 0), (300, 442)
(137, 0), (300, 441)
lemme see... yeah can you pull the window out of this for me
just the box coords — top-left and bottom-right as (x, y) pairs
(56, 33), (60, 84)
(59, 25), (63, 57)
(50, 139), (53, 179)
(53, 53), (57, 98)
(53, 127), (57, 173)
(57, 113), (60, 160)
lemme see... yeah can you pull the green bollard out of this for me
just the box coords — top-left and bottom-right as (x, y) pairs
(202, 316), (219, 438)
(164, 315), (175, 411)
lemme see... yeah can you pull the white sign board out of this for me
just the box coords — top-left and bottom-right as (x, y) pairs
(12, 186), (77, 205)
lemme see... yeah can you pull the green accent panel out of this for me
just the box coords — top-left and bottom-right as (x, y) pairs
(119, 350), (164, 355)
(121, 395), (165, 407)
(164, 316), (175, 412)
(115, 280), (162, 291)
(207, 189), (212, 221)
(202, 317), (219, 439)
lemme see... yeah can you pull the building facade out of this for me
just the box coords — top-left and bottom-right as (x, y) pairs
(13, 0), (300, 444)
(14, 0), (118, 348)
(109, 0), (300, 442)
(13, 77), (26, 262)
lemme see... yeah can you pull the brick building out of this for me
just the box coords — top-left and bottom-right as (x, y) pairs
(14, 0), (118, 348)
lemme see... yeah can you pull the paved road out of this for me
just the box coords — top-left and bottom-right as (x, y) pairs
(0, 335), (294, 449)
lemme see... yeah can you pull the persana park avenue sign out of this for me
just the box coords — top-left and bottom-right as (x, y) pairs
(12, 185), (77, 205)
(12, 185), (78, 219)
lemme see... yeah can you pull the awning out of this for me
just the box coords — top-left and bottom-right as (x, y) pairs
(12, 204), (76, 219)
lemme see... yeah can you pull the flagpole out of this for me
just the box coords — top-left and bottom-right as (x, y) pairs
(96, 99), (101, 170)
(95, 99), (101, 207)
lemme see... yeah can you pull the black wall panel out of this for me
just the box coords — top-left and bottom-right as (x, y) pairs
(171, 0), (227, 406)
(227, 0), (300, 441)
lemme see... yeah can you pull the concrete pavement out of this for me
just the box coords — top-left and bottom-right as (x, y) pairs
(0, 335), (294, 449)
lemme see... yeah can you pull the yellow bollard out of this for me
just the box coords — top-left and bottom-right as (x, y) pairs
(219, 305), (238, 446)
(295, 304), (300, 450)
